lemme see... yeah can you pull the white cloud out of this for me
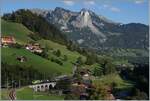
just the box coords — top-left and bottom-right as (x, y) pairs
(135, 0), (145, 4)
(84, 0), (95, 5)
(62, 0), (75, 6)
(103, 4), (121, 12)
(110, 7), (120, 12)
(103, 4), (109, 8)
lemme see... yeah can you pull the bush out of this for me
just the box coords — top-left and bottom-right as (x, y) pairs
(28, 33), (41, 41)
(10, 43), (23, 49)
(53, 49), (61, 57)
(64, 94), (79, 100)
(50, 57), (63, 65)
(93, 65), (103, 77)
(76, 56), (84, 65)
(56, 49), (61, 57)
(63, 55), (68, 61)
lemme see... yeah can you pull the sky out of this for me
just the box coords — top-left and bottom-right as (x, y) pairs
(1, 0), (149, 25)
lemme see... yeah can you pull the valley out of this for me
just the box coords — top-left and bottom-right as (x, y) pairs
(1, 7), (149, 100)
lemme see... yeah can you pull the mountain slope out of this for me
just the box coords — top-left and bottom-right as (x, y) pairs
(30, 7), (149, 50)
(2, 9), (67, 45)
(1, 20), (32, 44)
(1, 20), (86, 76)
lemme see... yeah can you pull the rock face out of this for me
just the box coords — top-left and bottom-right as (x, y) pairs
(70, 9), (106, 39)
(30, 7), (149, 50)
(71, 9), (92, 28)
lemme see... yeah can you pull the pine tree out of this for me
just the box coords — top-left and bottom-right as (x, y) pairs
(55, 49), (61, 57)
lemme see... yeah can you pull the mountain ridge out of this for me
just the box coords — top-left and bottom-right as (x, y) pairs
(29, 7), (148, 50)
(3, 7), (149, 50)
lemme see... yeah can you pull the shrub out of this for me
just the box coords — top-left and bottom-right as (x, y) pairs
(10, 43), (23, 49)
(50, 57), (63, 65)
(63, 55), (68, 61)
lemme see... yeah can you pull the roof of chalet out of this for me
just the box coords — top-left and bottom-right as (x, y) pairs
(1, 36), (15, 42)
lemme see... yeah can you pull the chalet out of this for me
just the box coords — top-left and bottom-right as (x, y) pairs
(104, 86), (116, 100)
(25, 43), (43, 53)
(106, 94), (115, 100)
(1, 36), (16, 46)
(79, 68), (92, 85)
(71, 67), (93, 100)
(80, 68), (90, 76)
(71, 82), (90, 100)
(16, 56), (27, 62)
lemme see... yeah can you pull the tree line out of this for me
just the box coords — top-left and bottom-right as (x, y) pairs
(2, 9), (67, 45)
(1, 62), (47, 88)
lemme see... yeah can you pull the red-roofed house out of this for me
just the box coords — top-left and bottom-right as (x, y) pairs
(1, 36), (16, 46)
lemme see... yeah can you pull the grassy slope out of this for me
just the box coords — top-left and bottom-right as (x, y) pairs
(1, 20), (32, 44)
(1, 20), (85, 75)
(38, 39), (86, 72)
(109, 48), (148, 57)
(1, 87), (64, 100)
(16, 87), (64, 100)
(93, 74), (134, 90)
(1, 89), (9, 100)
(2, 47), (67, 75)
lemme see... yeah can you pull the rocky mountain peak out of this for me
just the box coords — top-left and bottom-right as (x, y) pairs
(28, 7), (148, 49)
(30, 8), (51, 17)
(54, 7), (71, 13)
(80, 8), (89, 12)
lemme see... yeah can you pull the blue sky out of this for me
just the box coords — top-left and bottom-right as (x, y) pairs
(1, 0), (149, 25)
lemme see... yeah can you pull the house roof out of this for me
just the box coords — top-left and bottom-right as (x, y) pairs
(1, 36), (15, 42)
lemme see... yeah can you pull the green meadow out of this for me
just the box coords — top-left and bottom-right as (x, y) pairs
(1, 20), (86, 76)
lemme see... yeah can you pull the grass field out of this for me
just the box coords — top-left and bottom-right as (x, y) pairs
(1, 46), (85, 75)
(93, 74), (134, 90)
(1, 87), (64, 100)
(38, 39), (86, 71)
(1, 19), (32, 44)
(1, 20), (86, 75)
(2, 47), (67, 75)
(16, 87), (65, 100)
(1, 89), (9, 100)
